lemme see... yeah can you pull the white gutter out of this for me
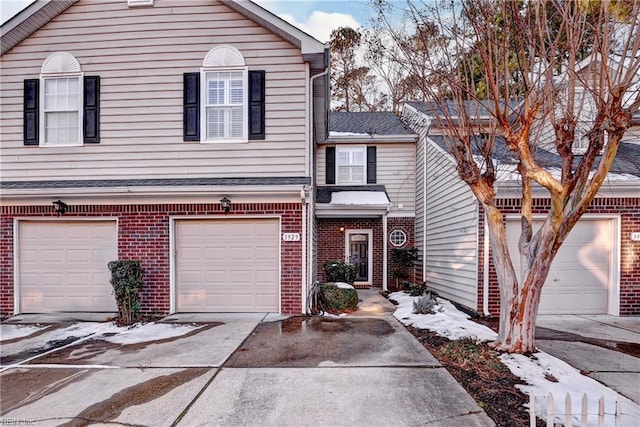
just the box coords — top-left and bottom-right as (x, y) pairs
(382, 208), (389, 291)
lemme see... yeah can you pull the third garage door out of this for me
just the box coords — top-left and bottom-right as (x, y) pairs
(506, 218), (612, 314)
(175, 218), (279, 312)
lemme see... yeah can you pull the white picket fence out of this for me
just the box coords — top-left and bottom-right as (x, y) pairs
(530, 393), (623, 427)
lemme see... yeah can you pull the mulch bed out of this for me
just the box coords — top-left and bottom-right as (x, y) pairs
(404, 325), (544, 427)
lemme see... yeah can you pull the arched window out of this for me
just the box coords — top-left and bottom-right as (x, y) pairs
(201, 46), (247, 141)
(40, 52), (83, 145)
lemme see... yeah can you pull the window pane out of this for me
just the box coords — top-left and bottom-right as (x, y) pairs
(230, 107), (243, 137)
(230, 78), (243, 104)
(207, 79), (224, 105)
(45, 112), (78, 144)
(207, 107), (224, 138)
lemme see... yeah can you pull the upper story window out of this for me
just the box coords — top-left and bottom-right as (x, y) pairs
(337, 146), (366, 184)
(204, 70), (245, 140)
(23, 52), (99, 147)
(40, 53), (83, 146)
(325, 145), (376, 185)
(43, 77), (81, 145)
(183, 46), (265, 143)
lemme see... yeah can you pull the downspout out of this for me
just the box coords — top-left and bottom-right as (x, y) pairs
(382, 207), (389, 291)
(306, 63), (329, 313)
(483, 214), (490, 316)
(301, 188), (308, 314)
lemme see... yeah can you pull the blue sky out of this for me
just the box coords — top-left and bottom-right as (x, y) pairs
(0, 0), (380, 42)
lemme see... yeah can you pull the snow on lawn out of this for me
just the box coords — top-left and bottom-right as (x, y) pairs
(389, 292), (497, 342)
(0, 324), (47, 341)
(389, 291), (640, 426)
(101, 322), (204, 345)
(501, 352), (640, 426)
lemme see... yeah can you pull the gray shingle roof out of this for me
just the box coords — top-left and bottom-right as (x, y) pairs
(429, 135), (640, 178)
(0, 177), (312, 190)
(329, 112), (416, 136)
(406, 100), (519, 118)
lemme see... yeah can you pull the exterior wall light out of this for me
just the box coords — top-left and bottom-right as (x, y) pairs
(220, 196), (231, 213)
(53, 200), (68, 216)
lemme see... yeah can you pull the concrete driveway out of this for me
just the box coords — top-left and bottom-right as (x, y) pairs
(0, 297), (493, 426)
(536, 314), (640, 404)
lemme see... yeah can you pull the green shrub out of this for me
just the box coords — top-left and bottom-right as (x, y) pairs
(413, 291), (442, 314)
(322, 260), (356, 284)
(321, 282), (359, 313)
(404, 281), (426, 296)
(108, 260), (144, 325)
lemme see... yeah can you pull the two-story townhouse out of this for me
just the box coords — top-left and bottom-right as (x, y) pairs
(0, 0), (329, 316)
(402, 99), (640, 317)
(315, 112), (418, 290)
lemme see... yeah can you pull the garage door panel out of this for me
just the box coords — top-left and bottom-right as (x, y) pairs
(175, 218), (280, 312)
(506, 219), (610, 314)
(19, 221), (118, 313)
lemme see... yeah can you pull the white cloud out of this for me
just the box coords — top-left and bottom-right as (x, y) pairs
(278, 10), (361, 43)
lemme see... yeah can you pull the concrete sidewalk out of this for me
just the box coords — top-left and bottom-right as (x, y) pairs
(536, 314), (640, 404)
(0, 291), (494, 427)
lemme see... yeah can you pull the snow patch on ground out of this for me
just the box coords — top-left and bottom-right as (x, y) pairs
(389, 292), (497, 342)
(389, 290), (640, 426)
(0, 324), (47, 341)
(101, 322), (204, 344)
(501, 351), (640, 426)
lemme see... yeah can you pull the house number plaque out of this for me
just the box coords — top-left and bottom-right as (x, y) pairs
(282, 233), (301, 241)
(631, 232), (640, 241)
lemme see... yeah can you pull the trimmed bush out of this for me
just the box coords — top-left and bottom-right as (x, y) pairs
(404, 281), (426, 296)
(322, 260), (356, 284)
(108, 260), (144, 325)
(321, 282), (359, 313)
(413, 291), (442, 315)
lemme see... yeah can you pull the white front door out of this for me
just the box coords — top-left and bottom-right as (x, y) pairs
(345, 230), (372, 284)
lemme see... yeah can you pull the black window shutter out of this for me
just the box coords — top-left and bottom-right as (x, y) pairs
(248, 70), (265, 140)
(83, 76), (100, 143)
(367, 146), (377, 184)
(183, 72), (200, 141)
(326, 146), (336, 184)
(23, 79), (39, 146)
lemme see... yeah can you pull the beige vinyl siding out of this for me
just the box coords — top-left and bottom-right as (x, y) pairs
(316, 143), (416, 215)
(0, 0), (309, 181)
(424, 139), (479, 310)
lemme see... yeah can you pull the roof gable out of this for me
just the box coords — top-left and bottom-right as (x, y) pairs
(1, 0), (328, 68)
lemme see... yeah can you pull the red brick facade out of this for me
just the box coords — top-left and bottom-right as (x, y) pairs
(0, 202), (305, 316)
(477, 197), (640, 316)
(316, 216), (415, 289)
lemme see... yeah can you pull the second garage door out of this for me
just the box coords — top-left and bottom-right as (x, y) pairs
(506, 218), (612, 314)
(175, 218), (280, 312)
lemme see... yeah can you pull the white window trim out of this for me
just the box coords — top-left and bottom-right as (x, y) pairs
(200, 67), (249, 143)
(39, 72), (84, 147)
(390, 229), (407, 247)
(336, 145), (367, 185)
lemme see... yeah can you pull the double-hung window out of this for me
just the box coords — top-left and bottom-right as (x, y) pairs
(184, 46), (264, 143)
(204, 70), (246, 141)
(42, 76), (82, 145)
(337, 146), (366, 184)
(24, 52), (98, 147)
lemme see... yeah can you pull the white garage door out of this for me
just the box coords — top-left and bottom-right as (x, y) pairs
(18, 221), (118, 313)
(506, 219), (611, 314)
(175, 218), (279, 312)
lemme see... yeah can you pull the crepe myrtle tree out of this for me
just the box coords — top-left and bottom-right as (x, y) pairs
(375, 0), (640, 353)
